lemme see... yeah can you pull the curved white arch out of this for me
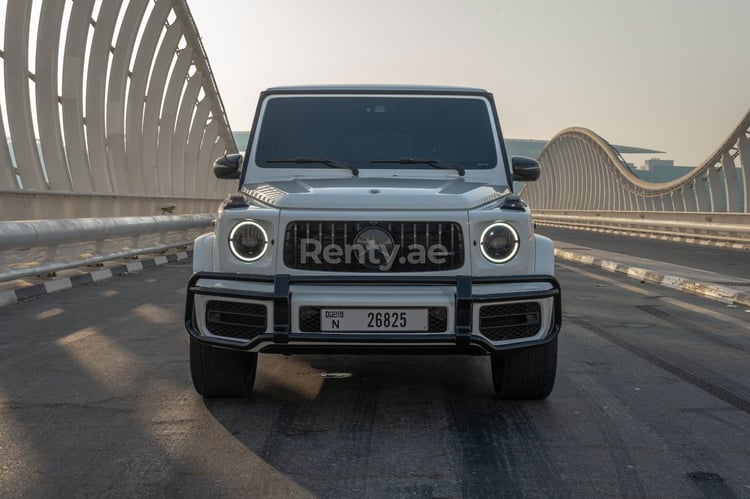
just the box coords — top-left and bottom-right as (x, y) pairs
(141, 20), (183, 195)
(172, 71), (203, 196)
(4, 0), (45, 190)
(0, 0), (237, 220)
(158, 46), (193, 196)
(523, 109), (750, 213)
(85, 0), (123, 193)
(125, 0), (173, 195)
(36, 1), (72, 191)
(61, 0), (96, 193)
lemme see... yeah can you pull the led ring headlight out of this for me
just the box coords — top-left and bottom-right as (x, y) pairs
(229, 221), (268, 262)
(480, 222), (519, 264)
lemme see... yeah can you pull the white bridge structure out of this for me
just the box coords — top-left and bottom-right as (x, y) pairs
(0, 0), (235, 280)
(522, 110), (750, 246)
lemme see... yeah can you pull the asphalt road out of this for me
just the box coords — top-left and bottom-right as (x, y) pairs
(537, 226), (750, 280)
(1, 257), (749, 498)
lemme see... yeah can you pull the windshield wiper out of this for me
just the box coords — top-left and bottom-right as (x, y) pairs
(266, 157), (359, 176)
(369, 158), (465, 177)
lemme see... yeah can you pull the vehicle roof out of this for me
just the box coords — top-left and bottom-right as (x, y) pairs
(264, 84), (489, 94)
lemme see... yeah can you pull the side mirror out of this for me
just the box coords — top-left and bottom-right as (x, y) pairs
(511, 156), (541, 182)
(213, 153), (243, 179)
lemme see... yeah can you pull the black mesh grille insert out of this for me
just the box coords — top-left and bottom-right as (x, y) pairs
(205, 300), (267, 340)
(479, 302), (541, 341)
(299, 307), (448, 333)
(284, 221), (464, 272)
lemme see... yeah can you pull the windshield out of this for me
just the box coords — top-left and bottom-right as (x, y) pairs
(253, 95), (499, 171)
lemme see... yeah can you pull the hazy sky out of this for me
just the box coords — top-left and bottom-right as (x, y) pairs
(189, 0), (750, 166)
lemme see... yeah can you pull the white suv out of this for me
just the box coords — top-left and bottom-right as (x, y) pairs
(185, 85), (561, 399)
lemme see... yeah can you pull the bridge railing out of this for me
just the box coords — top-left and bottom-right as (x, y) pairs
(533, 210), (750, 247)
(0, 214), (214, 283)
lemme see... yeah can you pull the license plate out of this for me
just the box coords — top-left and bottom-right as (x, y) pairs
(320, 309), (428, 332)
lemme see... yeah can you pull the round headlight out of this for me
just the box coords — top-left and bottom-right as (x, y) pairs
(229, 221), (268, 262)
(480, 222), (519, 264)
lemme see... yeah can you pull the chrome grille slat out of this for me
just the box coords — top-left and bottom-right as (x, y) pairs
(450, 224), (455, 268)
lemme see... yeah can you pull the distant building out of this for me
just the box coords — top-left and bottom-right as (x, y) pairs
(633, 158), (695, 183)
(635, 158), (674, 170)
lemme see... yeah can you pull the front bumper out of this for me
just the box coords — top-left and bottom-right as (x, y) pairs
(185, 272), (561, 354)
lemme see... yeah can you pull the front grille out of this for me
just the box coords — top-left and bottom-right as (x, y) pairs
(479, 302), (541, 341)
(284, 221), (464, 272)
(299, 307), (448, 332)
(205, 300), (267, 340)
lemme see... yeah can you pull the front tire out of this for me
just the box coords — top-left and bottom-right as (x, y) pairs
(491, 337), (557, 400)
(189, 336), (257, 397)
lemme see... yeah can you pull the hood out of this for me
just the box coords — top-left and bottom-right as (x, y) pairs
(242, 177), (510, 210)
